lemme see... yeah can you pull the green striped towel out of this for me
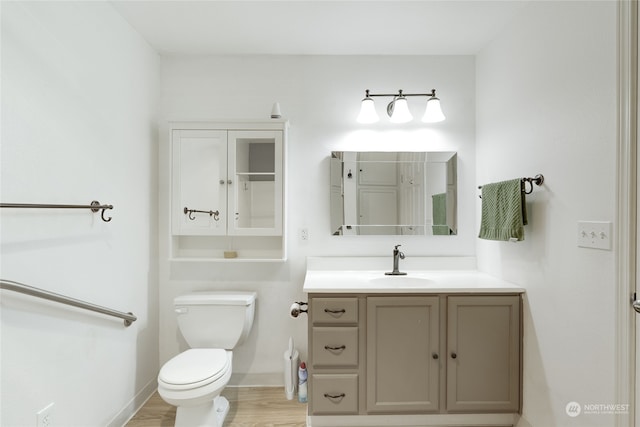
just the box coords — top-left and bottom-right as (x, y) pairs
(478, 178), (527, 241)
(432, 225), (451, 235)
(432, 193), (450, 235)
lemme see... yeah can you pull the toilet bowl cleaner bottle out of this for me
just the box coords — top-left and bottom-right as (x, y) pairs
(298, 362), (308, 403)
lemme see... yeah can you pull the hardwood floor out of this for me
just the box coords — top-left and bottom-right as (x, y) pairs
(126, 387), (307, 427)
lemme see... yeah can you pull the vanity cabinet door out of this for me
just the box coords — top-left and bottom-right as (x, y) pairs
(366, 296), (440, 413)
(171, 129), (228, 235)
(446, 295), (521, 412)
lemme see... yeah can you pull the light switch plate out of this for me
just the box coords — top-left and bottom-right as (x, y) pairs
(577, 221), (612, 250)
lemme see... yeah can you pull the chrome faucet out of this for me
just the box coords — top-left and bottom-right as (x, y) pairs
(385, 245), (407, 276)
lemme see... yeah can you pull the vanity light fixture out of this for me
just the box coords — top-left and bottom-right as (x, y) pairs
(357, 89), (445, 124)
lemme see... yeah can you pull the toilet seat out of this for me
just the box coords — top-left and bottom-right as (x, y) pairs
(159, 349), (230, 391)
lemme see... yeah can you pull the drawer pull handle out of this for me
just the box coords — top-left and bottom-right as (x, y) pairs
(324, 393), (346, 400)
(324, 308), (346, 314)
(324, 345), (346, 351)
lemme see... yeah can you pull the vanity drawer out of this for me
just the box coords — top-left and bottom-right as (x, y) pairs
(311, 374), (358, 415)
(312, 327), (358, 367)
(311, 297), (358, 324)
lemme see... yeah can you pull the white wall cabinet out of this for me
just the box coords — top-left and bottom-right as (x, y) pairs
(169, 121), (287, 260)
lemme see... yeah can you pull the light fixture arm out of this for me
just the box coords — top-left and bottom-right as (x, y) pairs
(358, 88), (445, 124)
(363, 88), (438, 99)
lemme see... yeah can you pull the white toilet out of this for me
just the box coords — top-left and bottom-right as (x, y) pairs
(157, 291), (257, 427)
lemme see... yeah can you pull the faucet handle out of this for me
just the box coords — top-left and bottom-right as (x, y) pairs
(394, 244), (402, 250)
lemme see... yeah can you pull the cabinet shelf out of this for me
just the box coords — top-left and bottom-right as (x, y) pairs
(235, 172), (275, 176)
(170, 257), (286, 263)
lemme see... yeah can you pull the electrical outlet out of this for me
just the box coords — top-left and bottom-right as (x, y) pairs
(577, 221), (612, 250)
(300, 228), (309, 241)
(36, 402), (54, 427)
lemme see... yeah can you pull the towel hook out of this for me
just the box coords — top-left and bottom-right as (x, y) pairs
(100, 208), (112, 222)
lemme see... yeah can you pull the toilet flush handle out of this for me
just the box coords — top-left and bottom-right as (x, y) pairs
(175, 307), (188, 314)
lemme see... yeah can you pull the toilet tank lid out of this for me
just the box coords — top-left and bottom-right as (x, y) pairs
(174, 291), (257, 306)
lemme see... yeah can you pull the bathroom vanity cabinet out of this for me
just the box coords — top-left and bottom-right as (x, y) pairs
(168, 120), (287, 260)
(307, 293), (522, 425)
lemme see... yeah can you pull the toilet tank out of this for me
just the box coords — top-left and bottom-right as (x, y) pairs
(174, 292), (257, 349)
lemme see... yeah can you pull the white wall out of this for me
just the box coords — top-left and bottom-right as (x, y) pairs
(1, 2), (160, 426)
(158, 55), (476, 383)
(476, 2), (617, 426)
(0, 1), (619, 424)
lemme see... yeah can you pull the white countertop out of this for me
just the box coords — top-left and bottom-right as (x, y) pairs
(303, 257), (525, 294)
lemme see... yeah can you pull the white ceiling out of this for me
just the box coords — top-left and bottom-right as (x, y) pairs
(110, 1), (527, 56)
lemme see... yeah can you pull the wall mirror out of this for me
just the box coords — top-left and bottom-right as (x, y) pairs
(330, 151), (457, 236)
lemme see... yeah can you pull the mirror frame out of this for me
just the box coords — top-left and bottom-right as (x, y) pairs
(330, 151), (457, 236)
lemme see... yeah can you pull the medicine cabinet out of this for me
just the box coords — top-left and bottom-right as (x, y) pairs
(168, 120), (287, 261)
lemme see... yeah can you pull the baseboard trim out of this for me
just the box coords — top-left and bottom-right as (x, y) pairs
(107, 379), (158, 427)
(229, 372), (283, 387)
(307, 413), (519, 427)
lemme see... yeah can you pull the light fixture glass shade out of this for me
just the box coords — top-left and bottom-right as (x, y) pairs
(357, 97), (379, 123)
(422, 97), (445, 123)
(389, 97), (413, 123)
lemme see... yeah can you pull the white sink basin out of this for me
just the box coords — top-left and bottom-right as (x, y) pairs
(368, 276), (435, 288)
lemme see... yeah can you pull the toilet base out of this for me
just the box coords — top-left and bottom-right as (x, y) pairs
(175, 396), (230, 427)
(214, 396), (230, 425)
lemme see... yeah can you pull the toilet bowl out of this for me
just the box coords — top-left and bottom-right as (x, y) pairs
(158, 349), (232, 426)
(157, 292), (256, 427)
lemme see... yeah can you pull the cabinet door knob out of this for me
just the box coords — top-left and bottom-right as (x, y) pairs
(451, 352), (457, 359)
(432, 353), (439, 360)
(227, 179), (233, 185)
(219, 180), (225, 184)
